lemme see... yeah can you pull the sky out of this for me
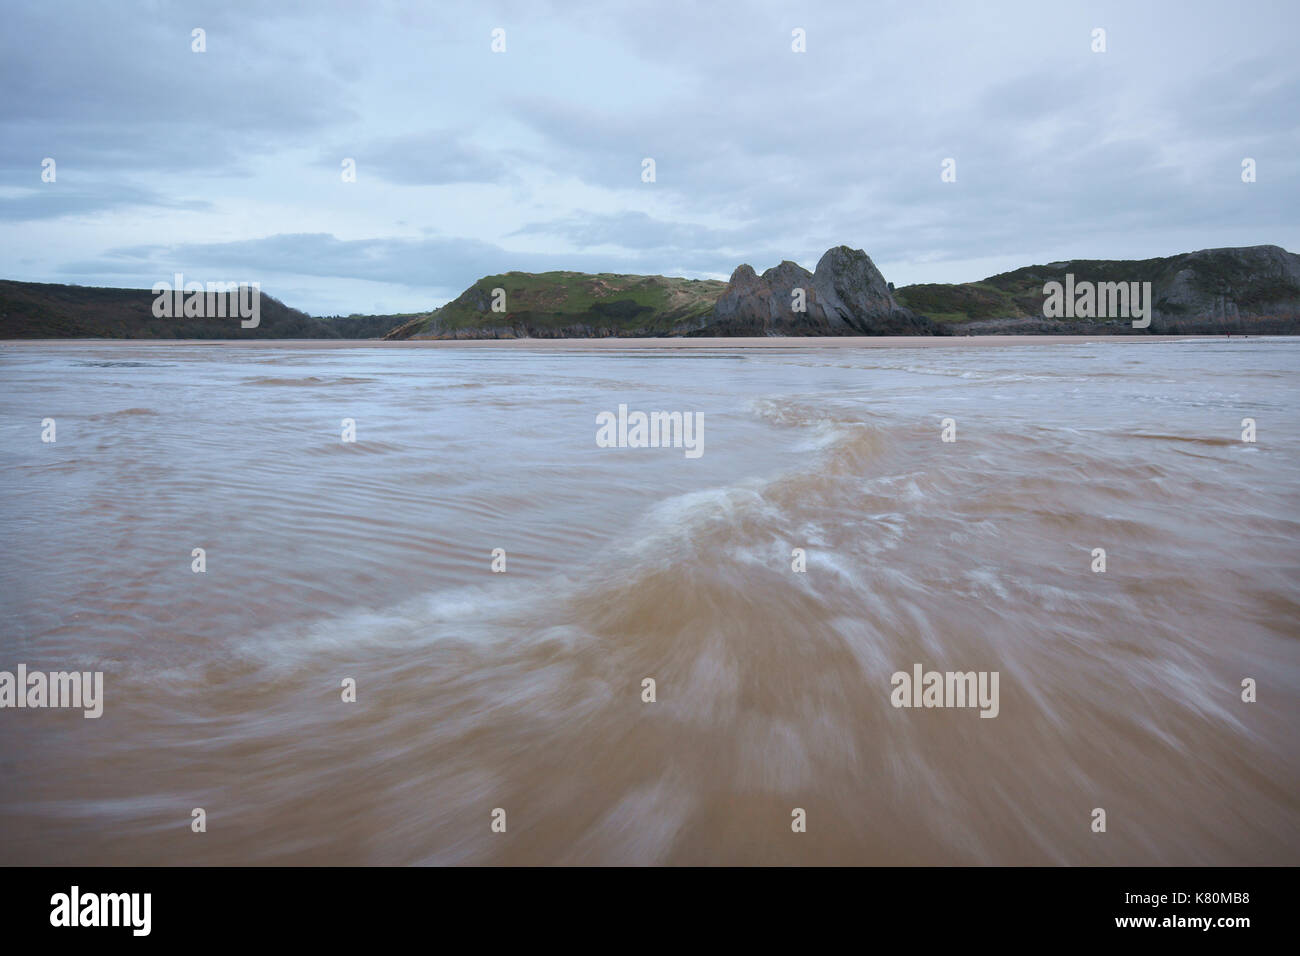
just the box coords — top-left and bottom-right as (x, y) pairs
(2, 0), (1297, 316)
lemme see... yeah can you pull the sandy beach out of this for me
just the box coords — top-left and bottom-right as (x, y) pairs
(3, 336), (1296, 865)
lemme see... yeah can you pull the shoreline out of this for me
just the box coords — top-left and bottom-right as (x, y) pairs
(0, 334), (1256, 351)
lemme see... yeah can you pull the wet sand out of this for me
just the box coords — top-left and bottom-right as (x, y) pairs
(2, 336), (1295, 865)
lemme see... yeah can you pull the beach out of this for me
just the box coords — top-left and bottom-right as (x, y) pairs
(1, 336), (1296, 864)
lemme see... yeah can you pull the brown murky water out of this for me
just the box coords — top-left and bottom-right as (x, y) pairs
(1, 338), (1297, 864)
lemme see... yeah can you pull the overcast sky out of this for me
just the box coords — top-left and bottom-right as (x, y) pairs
(3, 0), (1297, 315)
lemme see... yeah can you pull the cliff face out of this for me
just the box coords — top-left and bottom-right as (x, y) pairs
(1153, 245), (1300, 322)
(895, 244), (1300, 333)
(709, 261), (804, 334)
(706, 246), (942, 335)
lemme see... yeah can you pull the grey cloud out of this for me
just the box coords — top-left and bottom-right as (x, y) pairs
(1, 1), (357, 177)
(4, 0), (1298, 308)
(322, 130), (519, 186)
(59, 231), (744, 292)
(0, 183), (212, 222)
(510, 210), (750, 252)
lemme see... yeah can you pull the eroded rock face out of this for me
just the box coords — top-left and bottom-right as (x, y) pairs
(707, 246), (940, 335)
(712, 261), (815, 332)
(1154, 245), (1300, 321)
(811, 245), (911, 333)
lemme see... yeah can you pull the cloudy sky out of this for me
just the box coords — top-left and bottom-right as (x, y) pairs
(3, 0), (1297, 315)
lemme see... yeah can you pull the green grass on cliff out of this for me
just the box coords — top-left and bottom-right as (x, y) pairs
(893, 281), (1030, 323)
(895, 261), (1176, 323)
(402, 271), (727, 336)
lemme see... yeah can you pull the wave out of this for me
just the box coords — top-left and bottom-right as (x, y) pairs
(241, 375), (376, 386)
(85, 407), (158, 420)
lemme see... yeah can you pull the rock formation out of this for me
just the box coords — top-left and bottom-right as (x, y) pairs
(706, 246), (942, 335)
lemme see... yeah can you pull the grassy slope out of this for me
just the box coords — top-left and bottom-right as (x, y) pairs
(892, 281), (1028, 323)
(399, 271), (727, 337)
(0, 280), (398, 338)
(895, 258), (1182, 323)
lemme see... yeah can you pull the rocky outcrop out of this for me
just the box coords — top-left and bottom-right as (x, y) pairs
(704, 246), (943, 335)
(1152, 245), (1300, 322)
(709, 261), (814, 333)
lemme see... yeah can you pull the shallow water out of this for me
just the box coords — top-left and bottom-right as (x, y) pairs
(1, 338), (1297, 864)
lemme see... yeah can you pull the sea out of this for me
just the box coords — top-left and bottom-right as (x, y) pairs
(1, 337), (1296, 864)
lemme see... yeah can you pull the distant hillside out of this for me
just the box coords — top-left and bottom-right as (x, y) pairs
(389, 244), (1300, 339)
(384, 272), (726, 339)
(385, 251), (937, 339)
(5, 244), (1299, 339)
(0, 280), (398, 339)
(895, 245), (1300, 333)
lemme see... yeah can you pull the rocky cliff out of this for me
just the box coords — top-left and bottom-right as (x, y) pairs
(705, 246), (942, 335)
(895, 244), (1300, 333)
